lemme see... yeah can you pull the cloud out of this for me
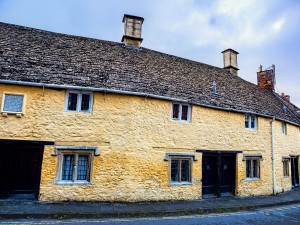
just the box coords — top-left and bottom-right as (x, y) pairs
(153, 0), (287, 48)
(272, 17), (285, 31)
(0, 0), (299, 106)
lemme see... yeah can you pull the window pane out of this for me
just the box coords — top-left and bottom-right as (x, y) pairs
(246, 160), (251, 178)
(81, 94), (90, 111)
(181, 105), (188, 121)
(172, 104), (179, 119)
(251, 116), (256, 128)
(253, 160), (258, 178)
(245, 115), (249, 128)
(77, 155), (89, 180)
(62, 155), (74, 180)
(282, 122), (286, 134)
(3, 94), (24, 112)
(68, 93), (78, 111)
(283, 161), (289, 177)
(171, 160), (179, 182)
(181, 160), (190, 182)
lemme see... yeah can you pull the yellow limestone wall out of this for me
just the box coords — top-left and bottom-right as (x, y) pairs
(0, 84), (299, 202)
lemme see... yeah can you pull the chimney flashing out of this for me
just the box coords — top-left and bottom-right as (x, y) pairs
(121, 35), (143, 42)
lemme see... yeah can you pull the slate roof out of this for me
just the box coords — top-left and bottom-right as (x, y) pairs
(0, 22), (299, 125)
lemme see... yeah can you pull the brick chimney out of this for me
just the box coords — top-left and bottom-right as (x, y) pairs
(121, 14), (144, 47)
(221, 49), (239, 75)
(281, 92), (290, 102)
(257, 65), (276, 91)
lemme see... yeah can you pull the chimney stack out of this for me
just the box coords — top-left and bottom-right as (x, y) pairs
(122, 14), (144, 47)
(257, 65), (276, 91)
(281, 92), (290, 102)
(221, 49), (239, 75)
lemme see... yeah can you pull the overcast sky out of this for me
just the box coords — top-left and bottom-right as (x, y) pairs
(1, 0), (299, 107)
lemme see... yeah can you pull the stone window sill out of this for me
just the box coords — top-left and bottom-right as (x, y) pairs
(245, 178), (260, 181)
(170, 181), (192, 186)
(54, 181), (93, 186)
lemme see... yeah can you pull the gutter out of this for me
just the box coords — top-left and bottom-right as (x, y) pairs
(1, 79), (300, 126)
(0, 79), (185, 103)
(271, 116), (277, 195)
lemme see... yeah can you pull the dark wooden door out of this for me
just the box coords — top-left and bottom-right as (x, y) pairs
(0, 144), (44, 198)
(0, 144), (10, 197)
(202, 155), (218, 195)
(202, 153), (236, 197)
(220, 156), (236, 194)
(291, 157), (299, 188)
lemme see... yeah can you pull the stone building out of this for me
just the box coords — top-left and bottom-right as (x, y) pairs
(0, 15), (299, 201)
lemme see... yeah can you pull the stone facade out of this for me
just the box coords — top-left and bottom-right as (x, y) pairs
(0, 83), (299, 202)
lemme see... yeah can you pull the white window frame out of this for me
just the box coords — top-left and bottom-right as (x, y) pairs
(169, 156), (192, 185)
(65, 90), (93, 113)
(282, 158), (290, 177)
(55, 148), (95, 185)
(1, 92), (26, 114)
(164, 153), (197, 186)
(245, 114), (257, 130)
(171, 102), (191, 122)
(282, 122), (287, 135)
(245, 157), (260, 180)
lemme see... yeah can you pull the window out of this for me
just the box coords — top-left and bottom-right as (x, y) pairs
(282, 122), (287, 135)
(172, 103), (191, 122)
(65, 91), (93, 113)
(55, 147), (97, 184)
(212, 81), (217, 94)
(245, 114), (257, 129)
(1, 93), (25, 114)
(246, 157), (260, 179)
(283, 159), (289, 177)
(170, 157), (192, 184)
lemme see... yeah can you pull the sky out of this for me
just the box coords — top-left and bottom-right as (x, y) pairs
(0, 0), (299, 107)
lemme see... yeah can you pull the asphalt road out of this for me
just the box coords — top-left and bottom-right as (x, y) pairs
(1, 203), (300, 225)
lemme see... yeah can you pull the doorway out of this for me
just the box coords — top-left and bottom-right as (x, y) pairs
(291, 156), (299, 188)
(0, 140), (49, 199)
(202, 152), (237, 198)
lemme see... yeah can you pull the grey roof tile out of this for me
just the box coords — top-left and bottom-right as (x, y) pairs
(0, 22), (299, 125)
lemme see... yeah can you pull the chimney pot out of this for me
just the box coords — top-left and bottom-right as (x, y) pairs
(122, 14), (144, 47)
(281, 92), (290, 102)
(221, 48), (239, 75)
(258, 65), (262, 72)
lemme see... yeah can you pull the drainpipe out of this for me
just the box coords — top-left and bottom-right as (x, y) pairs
(271, 116), (277, 195)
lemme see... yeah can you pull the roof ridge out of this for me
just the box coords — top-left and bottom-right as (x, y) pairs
(272, 92), (300, 123)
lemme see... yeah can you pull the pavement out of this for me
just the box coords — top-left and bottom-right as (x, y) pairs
(0, 188), (300, 219)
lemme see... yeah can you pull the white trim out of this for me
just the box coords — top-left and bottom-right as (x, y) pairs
(245, 156), (261, 179)
(170, 181), (192, 186)
(171, 102), (191, 122)
(65, 90), (93, 113)
(1, 92), (26, 114)
(169, 155), (193, 185)
(281, 121), (287, 135)
(1, 79), (300, 126)
(245, 114), (257, 130)
(54, 148), (94, 185)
